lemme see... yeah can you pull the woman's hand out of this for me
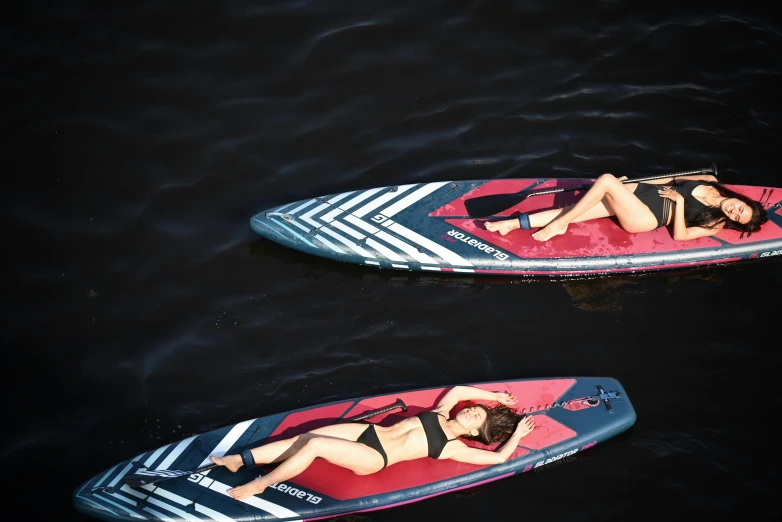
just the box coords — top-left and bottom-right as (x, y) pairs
(494, 392), (517, 406)
(658, 186), (684, 203)
(514, 416), (536, 438)
(617, 175), (628, 181)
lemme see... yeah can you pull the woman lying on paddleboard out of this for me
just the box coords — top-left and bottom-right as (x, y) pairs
(485, 172), (768, 241)
(210, 386), (535, 499)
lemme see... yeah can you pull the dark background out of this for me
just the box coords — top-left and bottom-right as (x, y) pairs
(4, 1), (781, 520)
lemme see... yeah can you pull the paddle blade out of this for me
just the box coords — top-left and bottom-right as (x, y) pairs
(123, 467), (193, 488)
(464, 192), (528, 217)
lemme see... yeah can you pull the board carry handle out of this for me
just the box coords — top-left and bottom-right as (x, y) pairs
(464, 163), (718, 218)
(118, 398), (408, 489)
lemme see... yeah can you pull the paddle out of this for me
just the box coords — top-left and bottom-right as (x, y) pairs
(122, 398), (408, 488)
(463, 163), (718, 218)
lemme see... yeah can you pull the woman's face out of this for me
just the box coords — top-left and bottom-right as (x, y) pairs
(456, 405), (487, 431)
(720, 198), (752, 224)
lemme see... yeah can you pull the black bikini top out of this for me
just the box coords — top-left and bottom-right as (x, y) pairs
(674, 180), (711, 222)
(417, 411), (458, 459)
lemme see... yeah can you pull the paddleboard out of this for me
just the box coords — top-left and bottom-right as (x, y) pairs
(73, 376), (636, 521)
(249, 178), (782, 276)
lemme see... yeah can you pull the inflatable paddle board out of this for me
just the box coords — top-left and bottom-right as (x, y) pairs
(249, 177), (782, 276)
(73, 377), (636, 521)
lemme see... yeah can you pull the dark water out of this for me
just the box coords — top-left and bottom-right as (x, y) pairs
(5, 1), (782, 520)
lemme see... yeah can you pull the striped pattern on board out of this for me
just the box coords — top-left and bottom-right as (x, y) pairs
(254, 181), (481, 273)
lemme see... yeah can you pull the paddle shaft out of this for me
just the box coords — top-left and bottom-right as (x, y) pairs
(124, 398), (408, 485)
(519, 164), (717, 198)
(463, 163), (717, 217)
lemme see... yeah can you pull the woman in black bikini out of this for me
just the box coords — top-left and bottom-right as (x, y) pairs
(484, 172), (768, 241)
(210, 386), (535, 500)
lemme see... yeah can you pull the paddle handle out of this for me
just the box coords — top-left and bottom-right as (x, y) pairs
(344, 398), (407, 422)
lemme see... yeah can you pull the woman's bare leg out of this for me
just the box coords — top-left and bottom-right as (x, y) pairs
(227, 437), (384, 499)
(531, 175), (657, 241)
(211, 423), (368, 471)
(485, 200), (616, 236)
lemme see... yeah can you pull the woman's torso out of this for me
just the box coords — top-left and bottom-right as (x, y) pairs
(371, 411), (457, 466)
(634, 180), (715, 226)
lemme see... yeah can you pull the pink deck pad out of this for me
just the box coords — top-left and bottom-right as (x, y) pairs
(434, 180), (782, 260)
(273, 379), (575, 500)
(267, 402), (354, 441)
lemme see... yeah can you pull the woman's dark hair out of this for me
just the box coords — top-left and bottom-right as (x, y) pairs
(685, 181), (768, 233)
(462, 404), (525, 445)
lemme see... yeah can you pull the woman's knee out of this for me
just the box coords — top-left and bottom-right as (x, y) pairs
(299, 436), (324, 455)
(596, 173), (619, 186)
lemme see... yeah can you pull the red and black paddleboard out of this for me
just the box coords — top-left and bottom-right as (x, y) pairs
(250, 175), (782, 276)
(73, 377), (636, 521)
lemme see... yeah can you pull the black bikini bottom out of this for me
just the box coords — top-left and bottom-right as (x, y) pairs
(356, 424), (388, 469)
(633, 183), (676, 228)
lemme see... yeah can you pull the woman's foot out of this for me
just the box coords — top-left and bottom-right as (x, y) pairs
(228, 477), (266, 499)
(485, 219), (519, 236)
(531, 219), (568, 241)
(211, 454), (243, 473)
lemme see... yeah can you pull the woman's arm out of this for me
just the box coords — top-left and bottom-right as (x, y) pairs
(445, 416), (536, 465)
(659, 187), (719, 240)
(434, 386), (515, 414)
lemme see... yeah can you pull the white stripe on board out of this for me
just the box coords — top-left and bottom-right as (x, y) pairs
(197, 419), (256, 468)
(381, 182), (449, 217)
(329, 220), (366, 240)
(343, 214), (379, 235)
(365, 238), (406, 262)
(92, 494), (146, 519)
(375, 230), (438, 264)
(145, 497), (201, 522)
(342, 215), (407, 262)
(381, 219), (394, 227)
(143, 506), (176, 522)
(453, 268), (475, 273)
(287, 199), (317, 215)
(335, 187), (385, 212)
(195, 504), (234, 522)
(110, 492), (139, 506)
(327, 191), (355, 204)
(299, 215), (322, 229)
(352, 185), (415, 218)
(93, 463), (120, 488)
(300, 202), (331, 221)
(422, 266), (442, 271)
(141, 485), (189, 506)
(156, 435), (197, 470)
(320, 227), (375, 258)
(288, 219), (310, 234)
(143, 444), (171, 468)
(365, 260), (380, 265)
(120, 484), (148, 499)
(145, 482), (232, 521)
(391, 264), (409, 269)
(314, 234), (347, 254)
(206, 479), (301, 520)
(107, 462), (136, 488)
(388, 222), (472, 266)
(319, 207), (342, 223)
